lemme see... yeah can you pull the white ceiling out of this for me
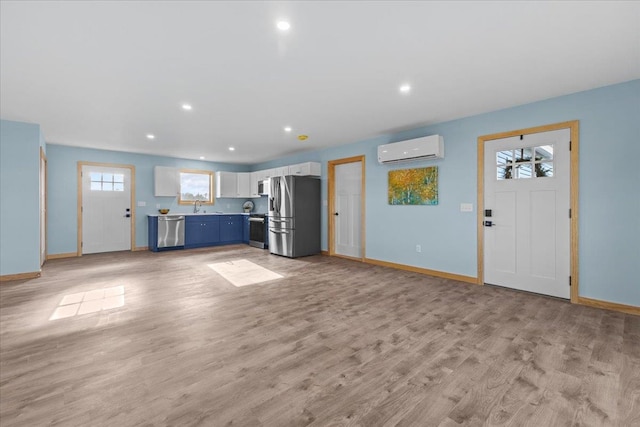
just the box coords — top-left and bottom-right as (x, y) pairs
(1, 1), (638, 165)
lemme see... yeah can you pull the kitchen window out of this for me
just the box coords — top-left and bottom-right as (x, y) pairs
(178, 169), (214, 205)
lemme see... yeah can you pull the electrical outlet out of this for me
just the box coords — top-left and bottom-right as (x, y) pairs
(416, 244), (421, 253)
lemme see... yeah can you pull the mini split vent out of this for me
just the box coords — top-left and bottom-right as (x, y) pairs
(377, 135), (444, 164)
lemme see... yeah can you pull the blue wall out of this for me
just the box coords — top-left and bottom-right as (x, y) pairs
(254, 80), (640, 307)
(46, 145), (252, 255)
(0, 120), (43, 276)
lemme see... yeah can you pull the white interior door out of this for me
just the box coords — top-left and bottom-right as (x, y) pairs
(334, 161), (362, 258)
(82, 165), (132, 254)
(483, 128), (570, 299)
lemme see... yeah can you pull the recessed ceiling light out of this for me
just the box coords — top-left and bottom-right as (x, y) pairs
(284, 126), (292, 132)
(277, 21), (291, 31)
(399, 84), (411, 94)
(228, 147), (235, 151)
(146, 134), (155, 140)
(199, 156), (205, 160)
(181, 103), (193, 111)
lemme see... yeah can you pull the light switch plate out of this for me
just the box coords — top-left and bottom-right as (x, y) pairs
(460, 203), (473, 212)
(137, 201), (146, 207)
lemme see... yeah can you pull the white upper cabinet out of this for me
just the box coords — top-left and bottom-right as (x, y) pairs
(273, 166), (289, 177)
(236, 172), (251, 198)
(154, 166), (178, 197)
(289, 162), (321, 177)
(218, 162), (322, 199)
(263, 168), (275, 180)
(215, 171), (237, 198)
(256, 168), (274, 181)
(216, 171), (252, 198)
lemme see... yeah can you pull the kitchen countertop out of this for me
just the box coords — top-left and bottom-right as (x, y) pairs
(147, 212), (254, 217)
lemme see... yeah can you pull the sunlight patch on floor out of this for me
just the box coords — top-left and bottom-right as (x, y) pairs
(207, 259), (283, 287)
(49, 285), (125, 320)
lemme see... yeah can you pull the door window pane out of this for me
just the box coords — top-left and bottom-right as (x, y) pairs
(514, 148), (533, 161)
(496, 150), (513, 165)
(515, 162), (532, 178)
(496, 145), (554, 180)
(535, 146), (553, 161)
(497, 166), (512, 180)
(535, 162), (554, 177)
(90, 172), (126, 191)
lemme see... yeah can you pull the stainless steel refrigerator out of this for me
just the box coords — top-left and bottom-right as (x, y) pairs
(268, 175), (320, 258)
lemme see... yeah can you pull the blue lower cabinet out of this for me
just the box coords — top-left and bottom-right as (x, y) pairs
(185, 216), (220, 248)
(148, 216), (159, 251)
(243, 215), (250, 243)
(220, 215), (243, 243)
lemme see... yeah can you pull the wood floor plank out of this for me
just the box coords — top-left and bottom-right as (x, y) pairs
(0, 246), (638, 426)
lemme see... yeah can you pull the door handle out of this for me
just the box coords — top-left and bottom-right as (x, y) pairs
(125, 214), (131, 218)
(334, 212), (339, 216)
(484, 221), (495, 227)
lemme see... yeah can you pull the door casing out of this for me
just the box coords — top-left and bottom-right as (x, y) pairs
(328, 155), (366, 261)
(477, 120), (579, 303)
(40, 147), (47, 266)
(77, 161), (136, 256)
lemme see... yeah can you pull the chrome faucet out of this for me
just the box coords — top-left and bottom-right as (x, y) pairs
(193, 199), (202, 213)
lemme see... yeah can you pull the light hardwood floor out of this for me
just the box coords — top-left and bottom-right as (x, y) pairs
(1, 246), (638, 426)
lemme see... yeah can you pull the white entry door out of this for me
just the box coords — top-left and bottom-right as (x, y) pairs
(81, 165), (132, 254)
(484, 128), (570, 299)
(334, 161), (362, 258)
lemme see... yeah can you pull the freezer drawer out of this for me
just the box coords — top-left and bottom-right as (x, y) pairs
(269, 228), (293, 257)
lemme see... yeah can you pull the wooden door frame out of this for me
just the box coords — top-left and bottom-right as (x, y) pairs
(40, 147), (47, 266)
(77, 161), (136, 256)
(328, 155), (366, 261)
(477, 120), (579, 303)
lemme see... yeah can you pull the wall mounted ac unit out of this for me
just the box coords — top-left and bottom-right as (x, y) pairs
(377, 135), (444, 164)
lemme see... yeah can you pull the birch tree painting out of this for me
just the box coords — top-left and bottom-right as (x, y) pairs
(388, 167), (438, 205)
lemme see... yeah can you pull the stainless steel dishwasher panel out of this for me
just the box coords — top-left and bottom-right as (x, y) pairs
(157, 215), (185, 248)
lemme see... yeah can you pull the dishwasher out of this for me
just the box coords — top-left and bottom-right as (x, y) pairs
(157, 215), (185, 248)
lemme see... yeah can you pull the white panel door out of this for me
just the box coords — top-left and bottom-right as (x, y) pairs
(334, 161), (362, 258)
(484, 129), (570, 299)
(82, 165), (132, 254)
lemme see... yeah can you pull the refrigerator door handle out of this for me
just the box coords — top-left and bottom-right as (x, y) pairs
(270, 229), (290, 234)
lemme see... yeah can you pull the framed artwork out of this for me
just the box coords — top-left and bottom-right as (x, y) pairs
(388, 166), (438, 205)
